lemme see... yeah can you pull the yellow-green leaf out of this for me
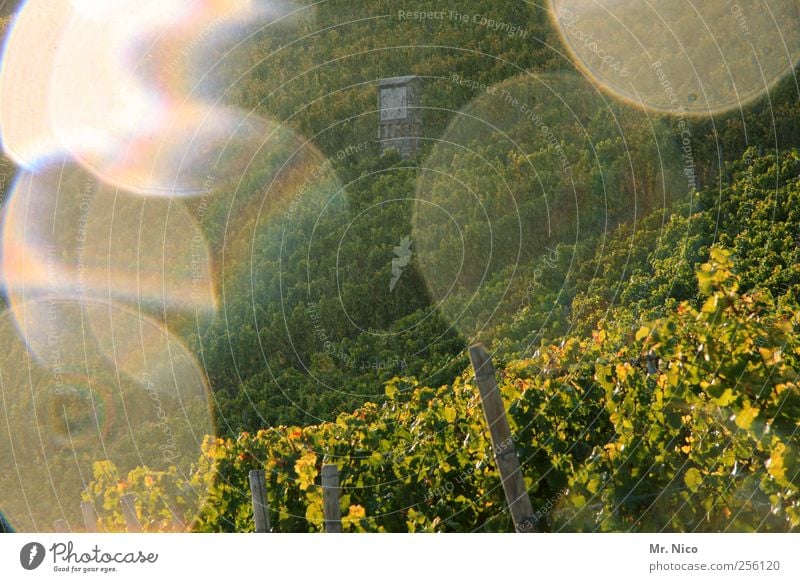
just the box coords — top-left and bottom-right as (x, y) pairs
(735, 402), (759, 430)
(305, 497), (323, 527)
(684, 468), (702, 492)
(294, 451), (318, 491)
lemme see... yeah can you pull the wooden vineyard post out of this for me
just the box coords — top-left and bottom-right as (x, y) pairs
(120, 494), (141, 533)
(321, 464), (342, 533)
(469, 343), (536, 532)
(80, 500), (98, 533)
(249, 469), (271, 533)
(53, 519), (69, 533)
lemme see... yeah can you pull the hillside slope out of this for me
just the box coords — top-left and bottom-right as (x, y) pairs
(81, 150), (800, 532)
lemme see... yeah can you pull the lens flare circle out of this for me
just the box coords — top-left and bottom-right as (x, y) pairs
(0, 162), (217, 322)
(0, 301), (214, 532)
(550, 0), (800, 115)
(0, 0), (286, 196)
(412, 73), (688, 342)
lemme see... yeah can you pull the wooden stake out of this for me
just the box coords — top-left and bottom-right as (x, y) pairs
(469, 343), (536, 532)
(321, 464), (342, 533)
(53, 519), (69, 533)
(249, 469), (271, 533)
(120, 494), (141, 533)
(80, 501), (98, 533)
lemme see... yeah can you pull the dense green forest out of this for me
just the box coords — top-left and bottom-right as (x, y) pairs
(182, 0), (800, 434)
(0, 0), (799, 532)
(82, 150), (800, 532)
